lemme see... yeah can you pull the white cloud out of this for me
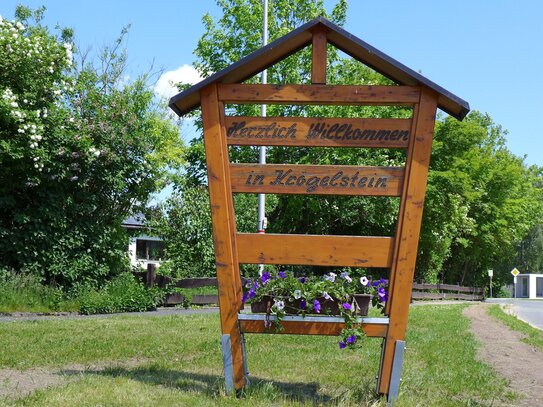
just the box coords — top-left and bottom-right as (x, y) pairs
(154, 64), (203, 100)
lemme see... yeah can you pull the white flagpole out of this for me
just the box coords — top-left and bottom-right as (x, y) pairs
(257, 0), (268, 274)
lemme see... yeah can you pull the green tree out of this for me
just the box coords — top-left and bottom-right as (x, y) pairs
(418, 113), (543, 285)
(155, 180), (272, 278)
(0, 7), (184, 287)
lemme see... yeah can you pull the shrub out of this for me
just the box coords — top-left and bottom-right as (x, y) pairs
(0, 268), (77, 313)
(78, 273), (159, 315)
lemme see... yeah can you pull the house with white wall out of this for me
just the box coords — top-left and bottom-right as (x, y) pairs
(515, 273), (543, 299)
(122, 214), (164, 270)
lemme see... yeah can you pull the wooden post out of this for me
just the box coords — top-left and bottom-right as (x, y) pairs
(378, 87), (438, 395)
(311, 27), (327, 84)
(200, 83), (246, 392)
(146, 263), (156, 288)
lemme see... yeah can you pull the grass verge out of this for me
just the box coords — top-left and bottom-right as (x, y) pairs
(487, 304), (543, 351)
(1, 305), (515, 406)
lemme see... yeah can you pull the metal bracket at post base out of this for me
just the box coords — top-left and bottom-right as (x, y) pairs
(221, 334), (235, 394)
(386, 340), (406, 405)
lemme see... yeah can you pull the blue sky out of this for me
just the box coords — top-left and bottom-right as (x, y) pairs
(2, 0), (543, 166)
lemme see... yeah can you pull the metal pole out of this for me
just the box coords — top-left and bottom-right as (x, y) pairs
(489, 276), (492, 298)
(257, 0), (268, 274)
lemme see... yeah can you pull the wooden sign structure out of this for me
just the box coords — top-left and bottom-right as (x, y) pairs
(169, 17), (469, 402)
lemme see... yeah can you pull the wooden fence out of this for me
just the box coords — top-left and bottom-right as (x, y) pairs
(411, 283), (484, 301)
(137, 266), (483, 305)
(134, 265), (218, 306)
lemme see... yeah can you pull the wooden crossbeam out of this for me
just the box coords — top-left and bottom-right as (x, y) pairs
(230, 164), (404, 196)
(224, 116), (411, 148)
(218, 84), (421, 105)
(236, 233), (394, 267)
(239, 318), (388, 338)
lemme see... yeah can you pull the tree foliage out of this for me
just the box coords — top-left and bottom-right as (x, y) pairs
(154, 180), (270, 278)
(419, 113), (543, 285)
(0, 7), (184, 287)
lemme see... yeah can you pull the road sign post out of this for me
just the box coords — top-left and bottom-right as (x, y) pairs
(488, 270), (493, 298)
(511, 268), (520, 298)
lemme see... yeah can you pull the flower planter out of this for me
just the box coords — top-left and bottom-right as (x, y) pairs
(249, 296), (341, 315)
(353, 294), (372, 316)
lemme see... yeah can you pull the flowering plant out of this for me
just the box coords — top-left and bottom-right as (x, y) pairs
(242, 270), (388, 349)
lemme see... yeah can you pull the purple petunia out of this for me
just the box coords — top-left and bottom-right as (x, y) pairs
(342, 303), (352, 311)
(372, 278), (389, 287)
(346, 335), (357, 344)
(378, 287), (386, 297)
(339, 341), (347, 349)
(248, 289), (256, 299)
(300, 299), (307, 310)
(299, 277), (306, 283)
(278, 270), (287, 279)
(241, 292), (248, 303)
(313, 299), (321, 313)
(261, 272), (271, 284)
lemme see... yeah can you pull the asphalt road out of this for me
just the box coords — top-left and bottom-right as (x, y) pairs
(486, 298), (543, 330)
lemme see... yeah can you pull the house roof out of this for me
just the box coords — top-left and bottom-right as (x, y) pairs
(169, 16), (469, 120)
(121, 213), (146, 229)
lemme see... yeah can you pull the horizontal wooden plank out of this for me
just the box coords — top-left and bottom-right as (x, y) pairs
(230, 164), (403, 196)
(412, 283), (483, 294)
(225, 116), (411, 148)
(239, 319), (388, 338)
(218, 84), (421, 105)
(175, 278), (218, 288)
(236, 233), (394, 267)
(191, 294), (219, 304)
(411, 292), (483, 300)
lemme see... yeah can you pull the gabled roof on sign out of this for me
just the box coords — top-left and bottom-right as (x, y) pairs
(169, 16), (469, 120)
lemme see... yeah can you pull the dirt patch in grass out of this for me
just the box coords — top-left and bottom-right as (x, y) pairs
(0, 358), (146, 401)
(464, 304), (543, 407)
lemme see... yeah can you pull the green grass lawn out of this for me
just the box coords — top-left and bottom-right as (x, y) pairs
(487, 304), (543, 351)
(1, 304), (515, 406)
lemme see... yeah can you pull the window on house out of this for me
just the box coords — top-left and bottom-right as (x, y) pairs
(537, 277), (543, 298)
(136, 239), (164, 261)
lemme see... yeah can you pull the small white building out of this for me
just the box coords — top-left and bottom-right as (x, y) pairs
(122, 214), (164, 270)
(515, 273), (543, 299)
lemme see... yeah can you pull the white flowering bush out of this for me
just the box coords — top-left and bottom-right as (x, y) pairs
(0, 6), (184, 287)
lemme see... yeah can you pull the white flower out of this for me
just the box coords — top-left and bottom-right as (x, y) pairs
(68, 117), (74, 123)
(16, 22), (24, 30)
(12, 33), (18, 39)
(323, 291), (333, 301)
(10, 101), (18, 108)
(274, 300), (285, 311)
(18, 128), (25, 133)
(53, 89), (61, 95)
(293, 290), (302, 299)
(34, 163), (39, 168)
(48, 67), (54, 73)
(360, 276), (369, 286)
(33, 157), (39, 161)
(324, 272), (337, 282)
(340, 272), (352, 283)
